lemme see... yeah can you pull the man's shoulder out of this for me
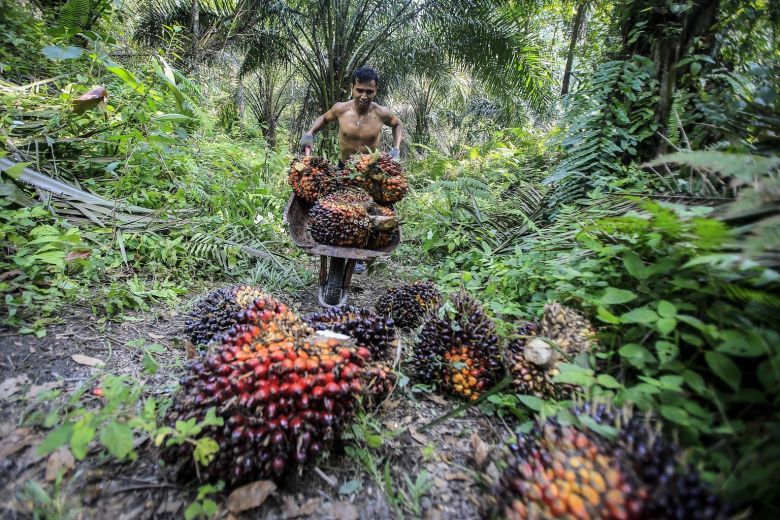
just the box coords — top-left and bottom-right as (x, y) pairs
(330, 101), (350, 114)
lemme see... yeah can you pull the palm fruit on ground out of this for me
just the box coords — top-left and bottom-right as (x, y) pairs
(375, 281), (441, 329)
(184, 285), (269, 346)
(288, 156), (342, 203)
(540, 302), (597, 355)
(412, 289), (502, 400)
(350, 152), (409, 205)
(493, 404), (731, 519)
(507, 303), (597, 400)
(302, 305), (397, 361)
(309, 189), (372, 247)
(367, 204), (398, 249)
(162, 308), (371, 486)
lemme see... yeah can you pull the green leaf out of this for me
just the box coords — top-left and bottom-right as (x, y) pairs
(339, 479), (363, 495)
(705, 351), (741, 390)
(623, 252), (649, 279)
(38, 424), (73, 455)
(621, 307), (659, 324)
(4, 161), (33, 180)
(42, 45), (83, 61)
(70, 417), (96, 460)
(579, 415), (618, 438)
(100, 421), (134, 459)
(655, 341), (679, 364)
(657, 300), (677, 318)
(619, 343), (656, 368)
(516, 395), (545, 411)
(657, 318), (677, 335)
(596, 374), (622, 389)
(142, 351), (159, 375)
(154, 113), (193, 123)
(660, 405), (690, 425)
(716, 330), (766, 357)
(552, 363), (595, 387)
(596, 305), (620, 324)
(597, 287), (637, 305)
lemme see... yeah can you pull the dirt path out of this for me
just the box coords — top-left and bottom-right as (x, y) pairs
(0, 266), (503, 519)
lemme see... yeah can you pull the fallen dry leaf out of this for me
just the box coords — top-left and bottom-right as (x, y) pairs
(184, 341), (197, 360)
(71, 354), (104, 367)
(149, 333), (166, 340)
(226, 480), (276, 513)
(443, 435), (460, 447)
(73, 85), (108, 115)
(426, 393), (449, 406)
(0, 270), (23, 282)
(65, 250), (91, 263)
(409, 426), (429, 445)
(471, 432), (489, 469)
(281, 496), (321, 519)
(381, 398), (402, 411)
(434, 477), (448, 489)
(444, 471), (470, 481)
(0, 427), (37, 458)
(322, 502), (358, 520)
(45, 447), (75, 481)
(0, 374), (31, 400)
(27, 380), (62, 399)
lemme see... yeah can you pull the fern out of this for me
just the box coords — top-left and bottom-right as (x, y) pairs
(59, 0), (91, 29)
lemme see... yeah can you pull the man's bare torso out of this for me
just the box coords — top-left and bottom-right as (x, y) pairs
(333, 100), (390, 161)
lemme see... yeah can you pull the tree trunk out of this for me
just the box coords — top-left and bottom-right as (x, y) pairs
(561, 0), (589, 96)
(190, 0), (200, 73)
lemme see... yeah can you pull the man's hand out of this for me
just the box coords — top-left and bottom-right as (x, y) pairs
(389, 147), (400, 160)
(300, 133), (314, 156)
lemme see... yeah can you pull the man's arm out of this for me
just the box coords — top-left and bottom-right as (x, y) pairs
(301, 104), (342, 155)
(381, 108), (403, 158)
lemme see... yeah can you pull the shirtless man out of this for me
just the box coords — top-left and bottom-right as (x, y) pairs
(300, 67), (403, 165)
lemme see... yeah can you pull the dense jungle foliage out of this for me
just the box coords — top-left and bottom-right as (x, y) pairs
(1, 0), (779, 518)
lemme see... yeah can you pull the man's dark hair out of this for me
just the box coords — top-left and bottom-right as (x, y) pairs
(353, 67), (378, 85)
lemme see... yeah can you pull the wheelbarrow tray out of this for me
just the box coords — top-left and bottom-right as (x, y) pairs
(284, 194), (401, 260)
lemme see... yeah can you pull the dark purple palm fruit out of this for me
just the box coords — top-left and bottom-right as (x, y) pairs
(375, 281), (441, 329)
(184, 285), (270, 346)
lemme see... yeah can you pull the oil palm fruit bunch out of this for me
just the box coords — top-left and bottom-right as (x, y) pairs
(309, 189), (371, 247)
(288, 156), (338, 203)
(412, 290), (502, 400)
(302, 305), (397, 361)
(162, 311), (371, 486)
(367, 204), (398, 249)
(506, 303), (597, 400)
(375, 281), (441, 329)
(493, 404), (731, 520)
(185, 285), (270, 346)
(351, 152), (409, 205)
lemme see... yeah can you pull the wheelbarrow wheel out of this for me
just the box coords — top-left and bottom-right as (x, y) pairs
(323, 257), (346, 306)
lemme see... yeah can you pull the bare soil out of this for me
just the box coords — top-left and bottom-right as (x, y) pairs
(0, 264), (505, 519)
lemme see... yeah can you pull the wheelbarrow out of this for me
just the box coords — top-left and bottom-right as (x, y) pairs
(284, 194), (401, 307)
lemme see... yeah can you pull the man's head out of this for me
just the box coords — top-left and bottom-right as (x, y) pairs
(351, 67), (378, 109)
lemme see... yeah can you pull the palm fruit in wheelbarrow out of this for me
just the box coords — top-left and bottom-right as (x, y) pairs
(303, 305), (398, 401)
(309, 188), (398, 248)
(367, 204), (398, 249)
(507, 303), (597, 400)
(375, 281), (441, 329)
(288, 156), (339, 203)
(492, 403), (731, 520)
(162, 303), (371, 486)
(411, 289), (502, 400)
(184, 285), (271, 346)
(351, 151), (409, 205)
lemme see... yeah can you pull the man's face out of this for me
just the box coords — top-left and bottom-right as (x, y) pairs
(351, 80), (377, 109)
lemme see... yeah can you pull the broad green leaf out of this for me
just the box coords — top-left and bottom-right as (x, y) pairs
(100, 421), (134, 459)
(705, 351), (741, 390)
(339, 479), (363, 495)
(552, 363), (595, 387)
(657, 300), (677, 318)
(598, 287), (637, 305)
(619, 343), (656, 368)
(683, 370), (707, 394)
(596, 305), (620, 324)
(660, 405), (690, 425)
(655, 340), (679, 364)
(716, 330), (766, 357)
(517, 395), (545, 411)
(38, 424), (73, 455)
(70, 417), (96, 460)
(596, 374), (622, 388)
(42, 45), (83, 61)
(621, 307), (659, 324)
(142, 351), (158, 375)
(154, 113), (193, 122)
(579, 415), (618, 438)
(657, 318), (677, 335)
(622, 252), (648, 280)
